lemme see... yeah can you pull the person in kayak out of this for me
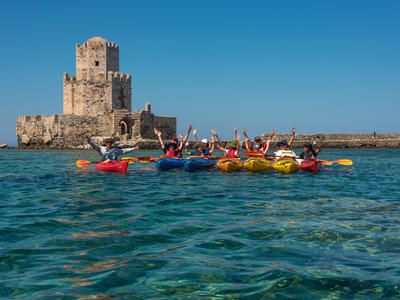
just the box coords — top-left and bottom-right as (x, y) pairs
(187, 128), (215, 157)
(298, 140), (320, 160)
(273, 128), (297, 159)
(87, 137), (139, 161)
(213, 128), (241, 158)
(242, 128), (276, 155)
(273, 140), (297, 159)
(154, 125), (191, 158)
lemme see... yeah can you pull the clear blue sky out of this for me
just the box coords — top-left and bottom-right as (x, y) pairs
(1, 0), (399, 145)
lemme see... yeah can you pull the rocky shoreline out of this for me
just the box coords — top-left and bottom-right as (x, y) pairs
(9, 133), (400, 150)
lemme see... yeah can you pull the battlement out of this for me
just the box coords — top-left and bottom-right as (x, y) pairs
(107, 71), (131, 82)
(64, 71), (130, 82)
(106, 42), (119, 49)
(75, 40), (119, 49)
(63, 72), (76, 82)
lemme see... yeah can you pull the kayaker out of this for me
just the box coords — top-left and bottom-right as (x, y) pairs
(188, 129), (215, 157)
(243, 128), (276, 155)
(87, 137), (139, 161)
(213, 128), (241, 158)
(154, 125), (191, 158)
(298, 140), (320, 160)
(273, 140), (297, 159)
(273, 128), (297, 159)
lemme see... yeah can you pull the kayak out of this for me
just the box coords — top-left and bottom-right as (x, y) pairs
(299, 159), (321, 174)
(244, 158), (273, 172)
(244, 151), (264, 158)
(156, 158), (186, 171)
(184, 158), (217, 172)
(272, 159), (300, 174)
(217, 158), (243, 173)
(95, 160), (129, 173)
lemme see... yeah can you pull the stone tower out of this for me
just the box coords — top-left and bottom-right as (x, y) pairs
(63, 36), (132, 116)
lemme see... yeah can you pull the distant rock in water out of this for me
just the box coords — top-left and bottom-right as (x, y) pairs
(0, 144), (7, 149)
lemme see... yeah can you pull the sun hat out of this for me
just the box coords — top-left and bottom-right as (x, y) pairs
(201, 138), (208, 144)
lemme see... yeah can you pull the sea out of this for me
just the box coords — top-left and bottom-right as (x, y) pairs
(0, 149), (399, 299)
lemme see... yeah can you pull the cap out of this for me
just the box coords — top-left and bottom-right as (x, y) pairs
(201, 138), (208, 144)
(304, 142), (313, 149)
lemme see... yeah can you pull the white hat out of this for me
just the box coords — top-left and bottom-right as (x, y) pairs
(201, 138), (208, 144)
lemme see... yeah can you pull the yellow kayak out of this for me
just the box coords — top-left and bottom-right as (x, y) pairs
(244, 158), (273, 172)
(217, 158), (243, 173)
(272, 159), (300, 174)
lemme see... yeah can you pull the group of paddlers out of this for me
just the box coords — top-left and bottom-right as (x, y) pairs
(153, 126), (320, 160)
(87, 125), (320, 161)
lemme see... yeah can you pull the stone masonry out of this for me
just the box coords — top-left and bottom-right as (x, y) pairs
(17, 37), (176, 149)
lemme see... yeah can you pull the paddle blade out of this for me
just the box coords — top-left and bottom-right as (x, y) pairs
(318, 160), (334, 166)
(335, 159), (353, 166)
(76, 160), (92, 168)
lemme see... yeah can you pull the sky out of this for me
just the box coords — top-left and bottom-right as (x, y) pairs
(0, 0), (399, 145)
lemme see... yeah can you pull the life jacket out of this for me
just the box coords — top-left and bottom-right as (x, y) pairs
(303, 150), (318, 160)
(102, 148), (122, 160)
(275, 149), (296, 158)
(165, 149), (177, 158)
(226, 148), (239, 158)
(164, 142), (182, 158)
(251, 143), (267, 153)
(192, 148), (210, 157)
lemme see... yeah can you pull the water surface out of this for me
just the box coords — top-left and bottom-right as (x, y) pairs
(0, 149), (399, 299)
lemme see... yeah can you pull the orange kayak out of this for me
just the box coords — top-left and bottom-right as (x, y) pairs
(244, 151), (264, 158)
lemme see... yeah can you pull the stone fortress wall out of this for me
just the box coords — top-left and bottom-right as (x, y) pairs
(262, 133), (400, 149)
(17, 36), (176, 149)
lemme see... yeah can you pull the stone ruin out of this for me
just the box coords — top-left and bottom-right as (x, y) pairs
(17, 36), (176, 149)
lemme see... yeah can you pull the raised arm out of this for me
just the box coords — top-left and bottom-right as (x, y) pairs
(234, 128), (241, 156)
(121, 145), (140, 154)
(209, 133), (215, 154)
(262, 129), (275, 155)
(242, 129), (252, 151)
(288, 127), (296, 147)
(193, 128), (199, 143)
(180, 125), (192, 150)
(87, 137), (102, 154)
(154, 128), (165, 149)
(212, 128), (225, 152)
(312, 136), (321, 156)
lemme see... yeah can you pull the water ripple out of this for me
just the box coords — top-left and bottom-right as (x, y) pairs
(0, 149), (399, 298)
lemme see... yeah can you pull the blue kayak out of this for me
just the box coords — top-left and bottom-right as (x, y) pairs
(156, 158), (186, 171)
(184, 158), (217, 172)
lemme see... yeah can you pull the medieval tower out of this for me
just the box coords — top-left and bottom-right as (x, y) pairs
(64, 37), (131, 116)
(17, 36), (176, 149)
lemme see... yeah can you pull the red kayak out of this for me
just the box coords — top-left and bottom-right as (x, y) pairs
(300, 160), (321, 174)
(95, 160), (129, 173)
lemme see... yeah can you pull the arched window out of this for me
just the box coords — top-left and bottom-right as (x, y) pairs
(119, 118), (133, 139)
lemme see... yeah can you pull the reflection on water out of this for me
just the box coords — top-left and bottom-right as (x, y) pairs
(0, 149), (399, 298)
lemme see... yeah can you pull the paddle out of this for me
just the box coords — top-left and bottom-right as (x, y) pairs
(121, 156), (159, 163)
(76, 160), (93, 167)
(76, 159), (111, 167)
(189, 156), (226, 160)
(318, 159), (353, 166)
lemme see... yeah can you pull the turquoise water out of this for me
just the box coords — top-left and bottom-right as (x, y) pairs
(0, 149), (399, 299)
